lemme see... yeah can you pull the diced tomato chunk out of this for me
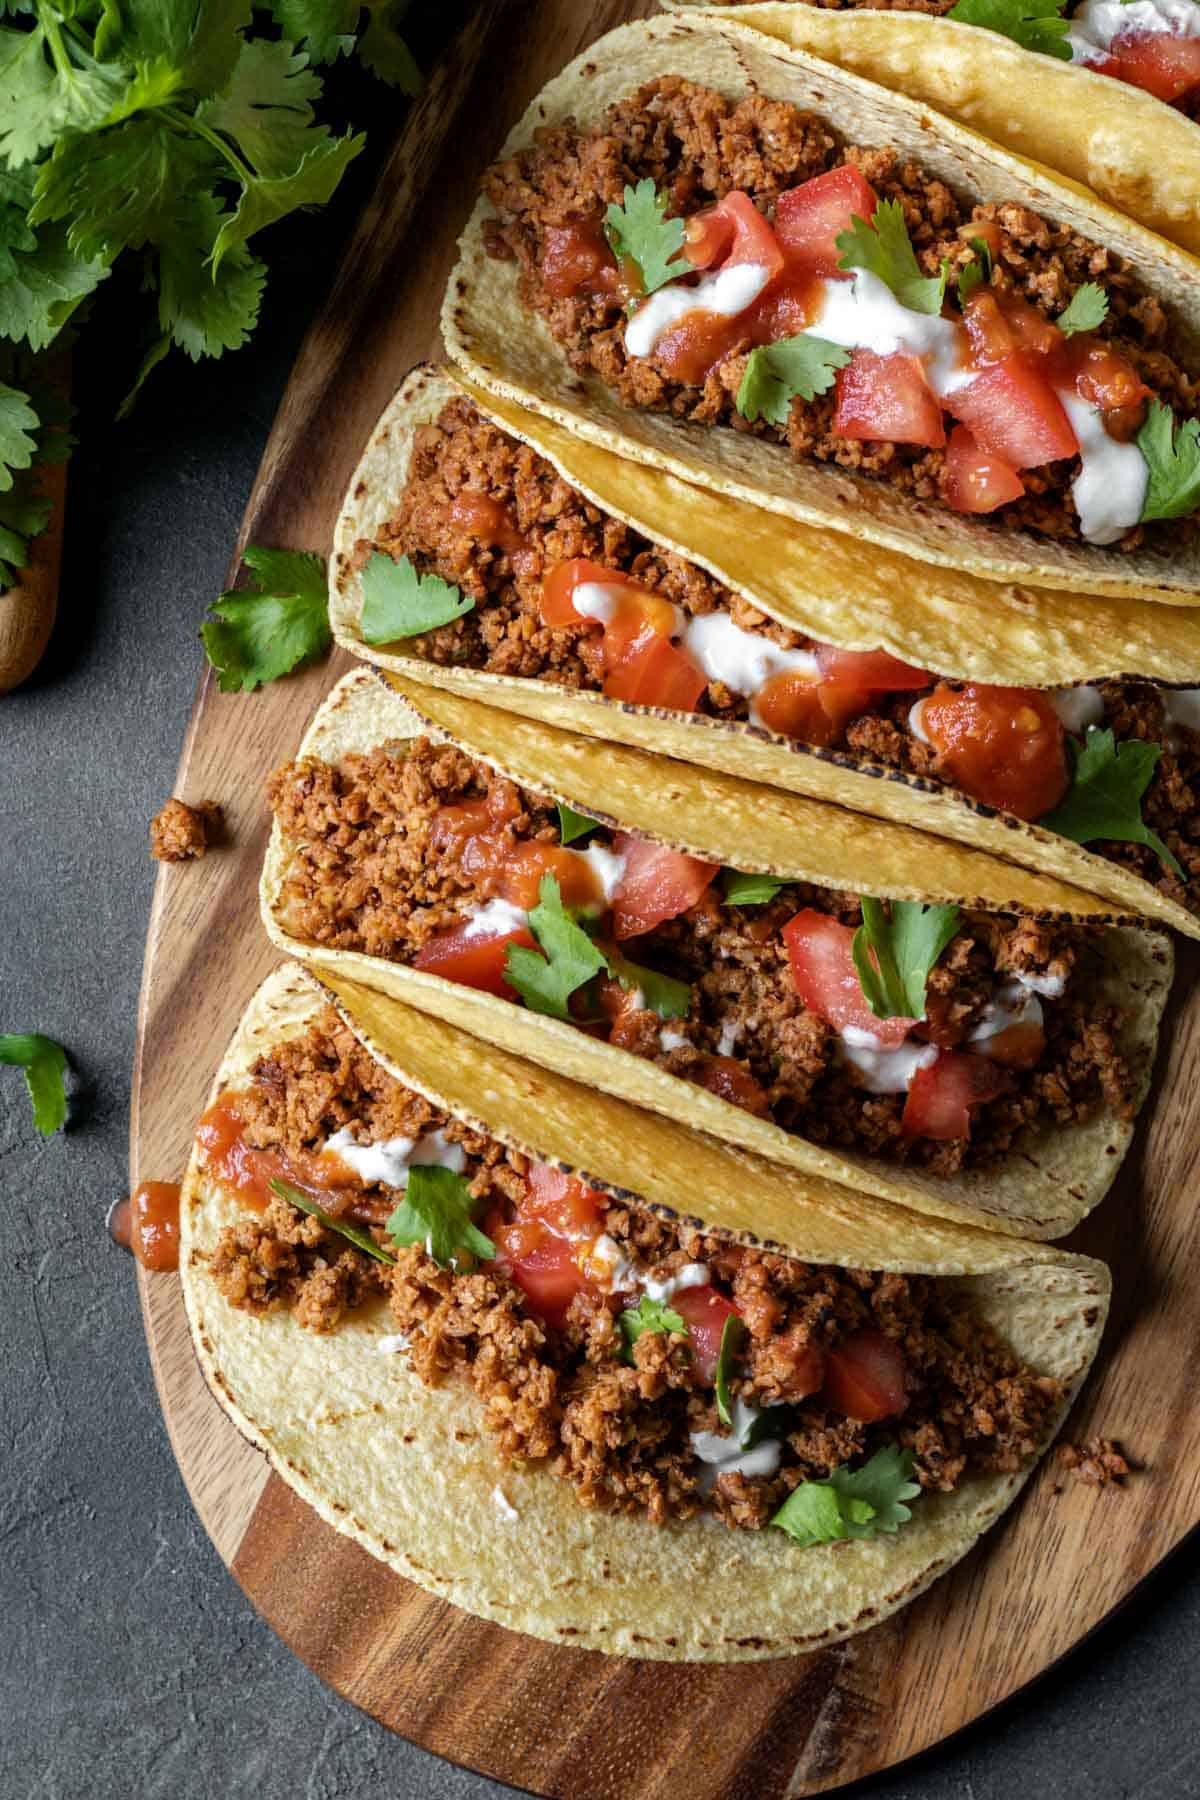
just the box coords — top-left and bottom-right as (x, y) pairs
(834, 350), (946, 448)
(540, 220), (617, 299)
(605, 629), (709, 712)
(824, 1329), (908, 1423)
(917, 682), (1070, 821)
(412, 922), (536, 999)
(946, 354), (1078, 469)
(962, 289), (1062, 366)
(774, 166), (880, 277)
(671, 1284), (741, 1382)
(754, 669), (853, 746)
(901, 1049), (1011, 1141)
(541, 560), (706, 714)
(782, 909), (913, 1046)
(943, 425), (1026, 515)
(692, 1055), (771, 1117)
(683, 190), (784, 279)
(500, 841), (603, 913)
(1107, 28), (1200, 101)
(1069, 338), (1151, 416)
(610, 832), (718, 939)
(488, 1165), (607, 1328)
(983, 1018), (1047, 1070)
(814, 644), (931, 692)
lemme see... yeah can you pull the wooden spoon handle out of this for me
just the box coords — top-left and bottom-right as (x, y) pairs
(0, 452), (66, 695)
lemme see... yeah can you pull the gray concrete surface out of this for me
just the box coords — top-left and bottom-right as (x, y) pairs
(2, 78), (1199, 1800)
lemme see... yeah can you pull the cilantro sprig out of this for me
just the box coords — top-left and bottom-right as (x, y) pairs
(557, 802), (598, 847)
(851, 898), (961, 1023)
(606, 947), (692, 1022)
(385, 1165), (496, 1271)
(0, 344), (72, 589)
(772, 1445), (921, 1547)
(836, 202), (950, 316)
(947, 0), (1072, 60)
(359, 552), (474, 644)
(604, 180), (689, 297)
(618, 1294), (686, 1363)
(1057, 283), (1108, 338)
(1137, 399), (1200, 525)
(1041, 727), (1184, 879)
(201, 546), (330, 692)
(504, 874), (609, 1020)
(736, 335), (850, 427)
(714, 1313), (747, 1429)
(0, 1031), (68, 1136)
(270, 1177), (396, 1265)
(721, 868), (787, 907)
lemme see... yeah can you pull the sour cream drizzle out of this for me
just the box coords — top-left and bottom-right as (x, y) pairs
(969, 981), (1044, 1054)
(682, 611), (818, 705)
(624, 261), (774, 358)
(838, 1027), (938, 1095)
(463, 896), (529, 940)
(1068, 0), (1200, 63)
(806, 268), (974, 399)
(322, 1126), (467, 1188)
(1056, 388), (1149, 546)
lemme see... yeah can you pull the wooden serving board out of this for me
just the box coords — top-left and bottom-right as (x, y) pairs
(130, 4), (1200, 1792)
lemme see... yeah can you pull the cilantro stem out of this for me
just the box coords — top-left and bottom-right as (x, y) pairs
(36, 0), (80, 83)
(163, 107), (258, 189)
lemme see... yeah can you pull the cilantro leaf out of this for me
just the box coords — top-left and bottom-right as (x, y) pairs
(947, 0), (1072, 59)
(851, 897), (961, 1022)
(156, 192), (267, 359)
(1041, 727), (1183, 878)
(736, 335), (850, 427)
(956, 236), (992, 308)
(836, 202), (950, 315)
(195, 39), (325, 180)
(504, 874), (609, 1020)
(200, 545), (330, 691)
(357, 0), (420, 91)
(385, 1165), (495, 1270)
(714, 1312), (747, 1429)
(359, 552), (473, 643)
(0, 1032), (68, 1135)
(31, 120), (219, 263)
(606, 947), (692, 1022)
(604, 179), (689, 297)
(211, 130), (364, 272)
(1137, 398), (1200, 524)
(0, 466), (53, 587)
(270, 1178), (396, 1264)
(772, 1445), (920, 1547)
(0, 381), (38, 490)
(267, 0), (358, 66)
(557, 802), (597, 846)
(618, 1294), (686, 1363)
(1057, 283), (1108, 337)
(721, 868), (786, 907)
(0, 210), (108, 352)
(0, 24), (123, 169)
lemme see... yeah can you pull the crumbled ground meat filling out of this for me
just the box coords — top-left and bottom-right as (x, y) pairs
(1057, 1434), (1134, 1487)
(150, 797), (222, 862)
(363, 395), (1200, 916)
(266, 738), (1135, 1175)
(205, 1013), (1064, 1529)
(481, 76), (1200, 547)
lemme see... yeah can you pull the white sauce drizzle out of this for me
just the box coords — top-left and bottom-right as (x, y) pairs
(578, 842), (627, 902)
(969, 981), (1044, 1056)
(1050, 685), (1105, 735)
(908, 696), (932, 746)
(377, 1333), (409, 1355)
(682, 611), (818, 703)
(806, 269), (974, 399)
(491, 1486), (520, 1522)
(591, 1233), (641, 1292)
(643, 1262), (711, 1304)
(690, 1396), (781, 1494)
(838, 1027), (938, 1095)
(625, 261), (774, 358)
(1068, 0), (1200, 63)
(462, 896), (529, 941)
(322, 1126), (466, 1189)
(571, 581), (624, 624)
(659, 1027), (692, 1052)
(717, 1019), (741, 1057)
(1056, 388), (1149, 546)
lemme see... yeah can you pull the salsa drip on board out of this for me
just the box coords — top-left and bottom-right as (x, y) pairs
(267, 736), (1136, 1180)
(200, 1008), (1065, 1532)
(108, 1183), (182, 1272)
(358, 394), (1200, 919)
(479, 76), (1200, 547)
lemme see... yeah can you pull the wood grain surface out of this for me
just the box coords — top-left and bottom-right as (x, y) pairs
(129, 3), (1200, 1793)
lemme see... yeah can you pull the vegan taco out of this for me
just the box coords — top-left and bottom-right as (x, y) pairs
(662, 2), (1200, 260)
(260, 667), (1172, 1238)
(331, 366), (1200, 941)
(442, 14), (1200, 602)
(181, 961), (1109, 1658)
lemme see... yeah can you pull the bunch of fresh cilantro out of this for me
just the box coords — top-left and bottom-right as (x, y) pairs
(0, 0), (421, 588)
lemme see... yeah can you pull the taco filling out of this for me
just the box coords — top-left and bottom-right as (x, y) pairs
(356, 393), (1200, 923)
(267, 737), (1135, 1178)
(478, 75), (1200, 549)
(201, 1006), (1065, 1532)
(717, 0), (1200, 114)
